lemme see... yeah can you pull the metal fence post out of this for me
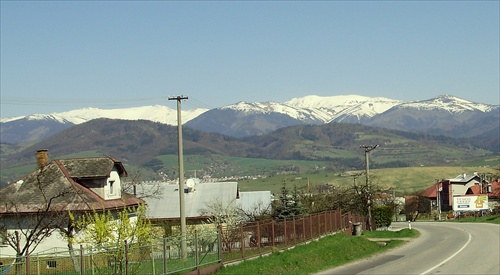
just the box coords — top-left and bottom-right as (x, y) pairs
(271, 221), (275, 247)
(284, 218), (287, 247)
(26, 253), (30, 275)
(256, 221), (261, 255)
(163, 237), (168, 274)
(218, 226), (222, 263)
(80, 244), (85, 275)
(240, 224), (245, 259)
(125, 240), (129, 275)
(309, 215), (313, 239)
(324, 212), (328, 234)
(301, 217), (305, 240)
(195, 231), (199, 273)
(90, 248), (94, 275)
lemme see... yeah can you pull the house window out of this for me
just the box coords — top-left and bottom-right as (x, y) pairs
(46, 260), (57, 269)
(109, 180), (115, 195)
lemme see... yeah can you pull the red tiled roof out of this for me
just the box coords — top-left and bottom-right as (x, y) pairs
(489, 181), (500, 197)
(419, 183), (443, 198)
(465, 180), (500, 198)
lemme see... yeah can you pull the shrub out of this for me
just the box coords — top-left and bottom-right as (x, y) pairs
(373, 206), (393, 228)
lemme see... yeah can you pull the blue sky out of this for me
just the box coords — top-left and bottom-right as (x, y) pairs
(1, 1), (499, 118)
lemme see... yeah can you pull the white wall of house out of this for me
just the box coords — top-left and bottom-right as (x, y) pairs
(105, 168), (122, 200)
(0, 211), (138, 258)
(450, 182), (478, 197)
(449, 179), (481, 209)
(0, 217), (70, 258)
(81, 168), (122, 200)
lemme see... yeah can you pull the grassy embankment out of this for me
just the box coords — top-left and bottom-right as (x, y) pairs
(215, 229), (418, 275)
(448, 214), (500, 224)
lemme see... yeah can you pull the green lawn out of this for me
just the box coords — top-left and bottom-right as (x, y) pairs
(215, 233), (407, 275)
(448, 214), (500, 225)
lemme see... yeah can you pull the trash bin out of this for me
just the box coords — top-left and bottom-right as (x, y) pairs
(353, 222), (362, 236)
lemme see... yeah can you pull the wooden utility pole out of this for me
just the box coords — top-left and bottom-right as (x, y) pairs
(169, 95), (188, 259)
(435, 179), (441, 220)
(360, 144), (378, 231)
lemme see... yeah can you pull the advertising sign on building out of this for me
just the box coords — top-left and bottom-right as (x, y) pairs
(453, 195), (488, 211)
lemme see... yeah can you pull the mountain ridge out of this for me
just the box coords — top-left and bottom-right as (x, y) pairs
(1, 94), (498, 150)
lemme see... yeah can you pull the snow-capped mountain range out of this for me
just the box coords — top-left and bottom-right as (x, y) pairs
(221, 95), (404, 124)
(0, 105), (207, 125)
(1, 94), (498, 146)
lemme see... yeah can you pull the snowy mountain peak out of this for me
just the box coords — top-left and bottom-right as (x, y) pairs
(217, 95), (405, 123)
(401, 95), (494, 113)
(285, 94), (401, 109)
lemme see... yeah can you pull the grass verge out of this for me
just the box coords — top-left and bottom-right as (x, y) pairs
(361, 228), (420, 238)
(215, 233), (406, 275)
(448, 214), (500, 225)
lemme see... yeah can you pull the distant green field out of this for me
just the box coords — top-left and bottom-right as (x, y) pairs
(154, 153), (499, 194)
(2, 151), (498, 195)
(463, 156), (500, 167)
(155, 154), (331, 178)
(236, 166), (498, 195)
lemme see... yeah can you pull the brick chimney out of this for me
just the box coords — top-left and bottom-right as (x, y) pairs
(36, 149), (49, 169)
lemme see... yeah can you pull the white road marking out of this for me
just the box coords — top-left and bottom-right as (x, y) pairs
(420, 230), (472, 275)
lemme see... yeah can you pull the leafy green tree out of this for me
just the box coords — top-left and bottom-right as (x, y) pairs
(70, 204), (153, 275)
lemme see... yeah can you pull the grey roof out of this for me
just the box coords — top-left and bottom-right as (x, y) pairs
(238, 191), (272, 213)
(448, 174), (481, 184)
(0, 157), (141, 214)
(141, 182), (239, 220)
(59, 158), (127, 178)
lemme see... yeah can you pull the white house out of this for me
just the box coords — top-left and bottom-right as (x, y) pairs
(0, 150), (144, 258)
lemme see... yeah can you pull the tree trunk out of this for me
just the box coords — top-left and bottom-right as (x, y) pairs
(14, 255), (23, 275)
(67, 242), (81, 273)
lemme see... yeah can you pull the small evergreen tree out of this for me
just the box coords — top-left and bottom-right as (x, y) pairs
(273, 182), (305, 220)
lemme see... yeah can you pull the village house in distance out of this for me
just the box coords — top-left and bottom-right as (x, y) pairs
(419, 172), (500, 217)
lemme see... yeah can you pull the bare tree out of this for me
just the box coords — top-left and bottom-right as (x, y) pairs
(121, 169), (163, 200)
(199, 198), (245, 252)
(240, 200), (272, 222)
(0, 167), (73, 274)
(404, 195), (431, 221)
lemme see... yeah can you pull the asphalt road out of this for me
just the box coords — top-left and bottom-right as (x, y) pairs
(316, 221), (500, 275)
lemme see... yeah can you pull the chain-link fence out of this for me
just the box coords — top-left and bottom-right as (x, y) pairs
(0, 209), (366, 275)
(0, 230), (221, 275)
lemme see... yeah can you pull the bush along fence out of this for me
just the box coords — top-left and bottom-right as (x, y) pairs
(0, 209), (365, 275)
(219, 209), (366, 264)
